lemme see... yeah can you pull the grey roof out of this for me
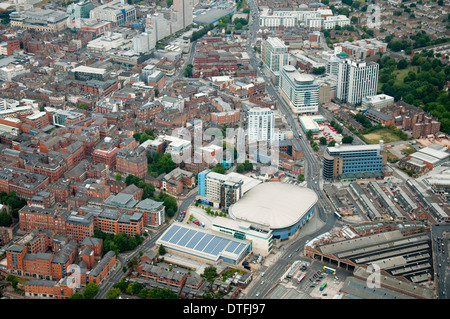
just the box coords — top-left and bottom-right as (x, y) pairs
(135, 198), (164, 212)
(7, 244), (26, 253)
(89, 250), (115, 277)
(25, 279), (58, 287)
(104, 193), (138, 209)
(364, 108), (394, 122)
(81, 237), (103, 246)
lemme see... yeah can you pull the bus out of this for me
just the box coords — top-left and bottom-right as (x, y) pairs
(323, 266), (336, 275)
(297, 274), (305, 284)
(334, 211), (342, 220)
(320, 282), (327, 291)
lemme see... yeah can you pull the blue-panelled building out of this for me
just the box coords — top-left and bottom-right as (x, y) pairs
(323, 141), (387, 181)
(271, 205), (316, 240)
(156, 222), (251, 265)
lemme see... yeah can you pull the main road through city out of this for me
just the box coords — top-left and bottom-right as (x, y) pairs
(97, 4), (337, 298)
(243, 0), (338, 299)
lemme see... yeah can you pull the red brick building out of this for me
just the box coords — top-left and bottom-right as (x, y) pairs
(92, 137), (120, 168)
(116, 148), (148, 179)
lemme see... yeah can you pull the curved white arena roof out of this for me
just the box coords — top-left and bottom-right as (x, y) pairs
(229, 182), (318, 230)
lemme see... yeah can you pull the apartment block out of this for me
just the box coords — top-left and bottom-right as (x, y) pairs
(116, 147), (148, 179)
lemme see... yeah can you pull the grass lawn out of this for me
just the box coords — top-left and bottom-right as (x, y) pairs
(362, 128), (402, 144)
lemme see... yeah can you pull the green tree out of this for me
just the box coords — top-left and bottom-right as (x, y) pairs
(83, 283), (99, 299)
(106, 288), (121, 299)
(297, 174), (305, 182)
(319, 137), (327, 145)
(341, 135), (354, 144)
(202, 265), (218, 282)
(184, 64), (194, 77)
(115, 173), (122, 181)
(397, 59), (409, 70)
(158, 244), (166, 256)
(212, 163), (226, 174)
(69, 293), (84, 299)
(113, 279), (129, 292)
(0, 211), (12, 227)
(6, 275), (18, 289)
(328, 140), (336, 147)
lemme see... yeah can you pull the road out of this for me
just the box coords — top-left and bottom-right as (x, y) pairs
(242, 0), (338, 299)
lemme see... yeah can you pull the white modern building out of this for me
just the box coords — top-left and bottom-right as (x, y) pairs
(258, 7), (349, 30)
(0, 64), (28, 82)
(278, 65), (319, 115)
(9, 8), (69, 32)
(323, 15), (351, 29)
(258, 7), (321, 29)
(133, 29), (156, 53)
(336, 59), (379, 107)
(248, 107), (275, 143)
(89, 0), (136, 26)
(261, 37), (289, 73)
(212, 216), (273, 257)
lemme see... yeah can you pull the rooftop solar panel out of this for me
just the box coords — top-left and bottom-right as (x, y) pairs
(169, 227), (189, 244)
(186, 231), (205, 249)
(178, 229), (197, 246)
(234, 243), (246, 254)
(158, 223), (250, 263)
(194, 233), (214, 251)
(160, 224), (180, 242)
(211, 238), (230, 256)
(203, 237), (222, 254)
(224, 240), (239, 253)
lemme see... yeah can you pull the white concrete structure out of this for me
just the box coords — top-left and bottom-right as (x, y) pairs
(228, 182), (318, 240)
(261, 37), (289, 73)
(89, 0), (136, 26)
(133, 29), (156, 53)
(279, 65), (319, 115)
(0, 64), (27, 81)
(337, 59), (379, 107)
(248, 107), (275, 143)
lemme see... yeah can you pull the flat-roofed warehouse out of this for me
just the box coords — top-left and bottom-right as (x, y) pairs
(228, 182), (318, 240)
(305, 224), (434, 284)
(156, 222), (251, 265)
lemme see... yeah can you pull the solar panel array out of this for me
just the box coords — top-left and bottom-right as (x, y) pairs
(159, 224), (249, 259)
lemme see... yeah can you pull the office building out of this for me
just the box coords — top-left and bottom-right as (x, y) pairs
(248, 107), (275, 143)
(336, 59), (379, 107)
(89, 0), (136, 26)
(9, 9), (69, 32)
(323, 141), (387, 181)
(279, 65), (319, 115)
(261, 37), (289, 73)
(133, 29), (156, 54)
(66, 0), (93, 21)
(361, 94), (394, 109)
(173, 0), (193, 29)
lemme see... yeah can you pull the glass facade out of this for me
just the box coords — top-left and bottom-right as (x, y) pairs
(323, 146), (384, 180)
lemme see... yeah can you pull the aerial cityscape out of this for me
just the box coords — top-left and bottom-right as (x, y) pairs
(0, 0), (449, 306)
